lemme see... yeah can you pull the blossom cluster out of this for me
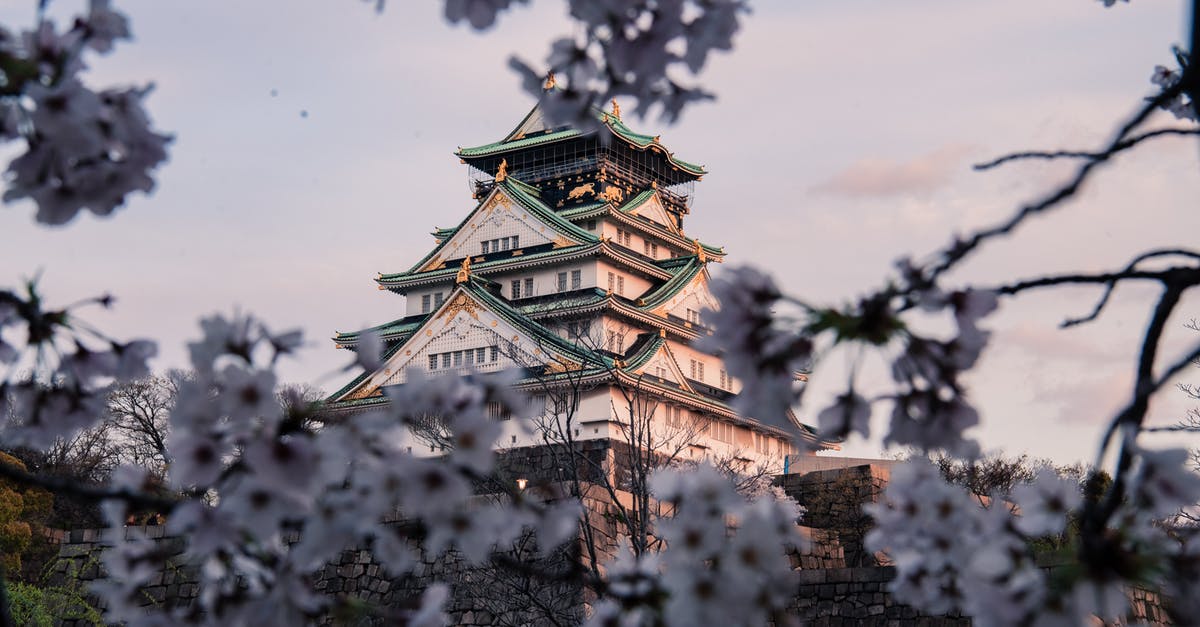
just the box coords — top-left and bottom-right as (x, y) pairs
(0, 0), (170, 225)
(589, 464), (805, 626)
(863, 452), (1200, 626)
(500, 0), (747, 124)
(1149, 47), (1197, 123)
(0, 282), (156, 449)
(704, 260), (997, 457)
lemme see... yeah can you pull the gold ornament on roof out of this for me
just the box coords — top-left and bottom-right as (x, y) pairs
(456, 257), (472, 284)
(495, 158), (508, 183)
(567, 183), (595, 199)
(693, 239), (707, 263)
(611, 98), (621, 120)
(544, 72), (557, 89)
(599, 186), (624, 203)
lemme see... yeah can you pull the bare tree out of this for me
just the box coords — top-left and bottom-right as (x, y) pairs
(104, 372), (182, 475)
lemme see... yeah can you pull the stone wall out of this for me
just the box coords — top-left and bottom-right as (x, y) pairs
(792, 567), (969, 626)
(35, 457), (1176, 626)
(775, 464), (889, 568)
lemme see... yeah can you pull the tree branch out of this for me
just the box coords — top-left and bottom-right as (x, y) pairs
(972, 128), (1200, 170)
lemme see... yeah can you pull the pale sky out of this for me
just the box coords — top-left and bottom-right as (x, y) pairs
(1, 0), (1197, 466)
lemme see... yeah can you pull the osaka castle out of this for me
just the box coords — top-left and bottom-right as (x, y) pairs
(325, 88), (822, 466)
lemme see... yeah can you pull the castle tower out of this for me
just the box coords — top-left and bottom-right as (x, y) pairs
(326, 96), (822, 466)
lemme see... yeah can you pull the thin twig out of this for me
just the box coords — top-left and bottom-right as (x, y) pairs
(924, 80), (1188, 283)
(973, 128), (1200, 170)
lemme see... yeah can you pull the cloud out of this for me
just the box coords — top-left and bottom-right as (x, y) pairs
(810, 144), (977, 198)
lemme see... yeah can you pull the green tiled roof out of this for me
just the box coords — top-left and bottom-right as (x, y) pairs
(557, 202), (608, 220)
(500, 178), (597, 243)
(616, 188), (657, 214)
(379, 242), (597, 285)
(456, 106), (706, 177)
(333, 315), (427, 346)
(517, 288), (609, 315)
(639, 256), (705, 310)
(385, 178), (600, 281)
(461, 276), (611, 368)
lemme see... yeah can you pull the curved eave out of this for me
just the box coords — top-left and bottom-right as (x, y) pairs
(332, 314), (431, 347)
(378, 242), (602, 291)
(396, 179), (597, 278)
(499, 177), (598, 243)
(598, 112), (706, 176)
(597, 243), (675, 281)
(455, 108), (705, 178)
(561, 190), (725, 259)
(460, 277), (614, 369)
(524, 294), (704, 343)
(610, 370), (820, 444)
(638, 256), (705, 310)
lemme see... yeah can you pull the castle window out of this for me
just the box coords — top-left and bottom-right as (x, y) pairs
(511, 280), (521, 299)
(481, 241), (490, 254)
(442, 354), (451, 368)
(643, 241), (658, 258)
(490, 346), (498, 362)
(690, 359), (704, 382)
(557, 272), (568, 292)
(428, 355), (438, 370)
(617, 275), (624, 295)
(486, 401), (511, 421)
(686, 308), (700, 325)
(465, 349), (475, 366)
(421, 294), (431, 314)
(607, 272), (615, 292)
(586, 219), (597, 230)
(719, 369), (728, 389)
(524, 277), (533, 296)
(571, 269), (581, 290)
(568, 320), (591, 339)
(434, 292), (445, 307)
(476, 347), (486, 362)
(453, 351), (463, 367)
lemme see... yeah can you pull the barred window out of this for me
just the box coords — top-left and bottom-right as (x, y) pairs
(428, 355), (438, 370)
(421, 294), (431, 314)
(486, 401), (511, 421)
(557, 272), (568, 292)
(571, 269), (581, 289)
(511, 280), (521, 299)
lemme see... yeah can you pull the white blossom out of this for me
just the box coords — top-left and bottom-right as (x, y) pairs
(1012, 468), (1081, 536)
(1130, 446), (1200, 519)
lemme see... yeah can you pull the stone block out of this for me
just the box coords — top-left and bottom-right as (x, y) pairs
(797, 569), (826, 585)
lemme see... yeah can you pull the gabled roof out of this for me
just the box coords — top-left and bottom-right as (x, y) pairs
(329, 275), (616, 404)
(333, 314), (427, 348)
(555, 188), (726, 258)
(382, 177), (600, 282)
(638, 256), (707, 310)
(456, 104), (706, 177)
